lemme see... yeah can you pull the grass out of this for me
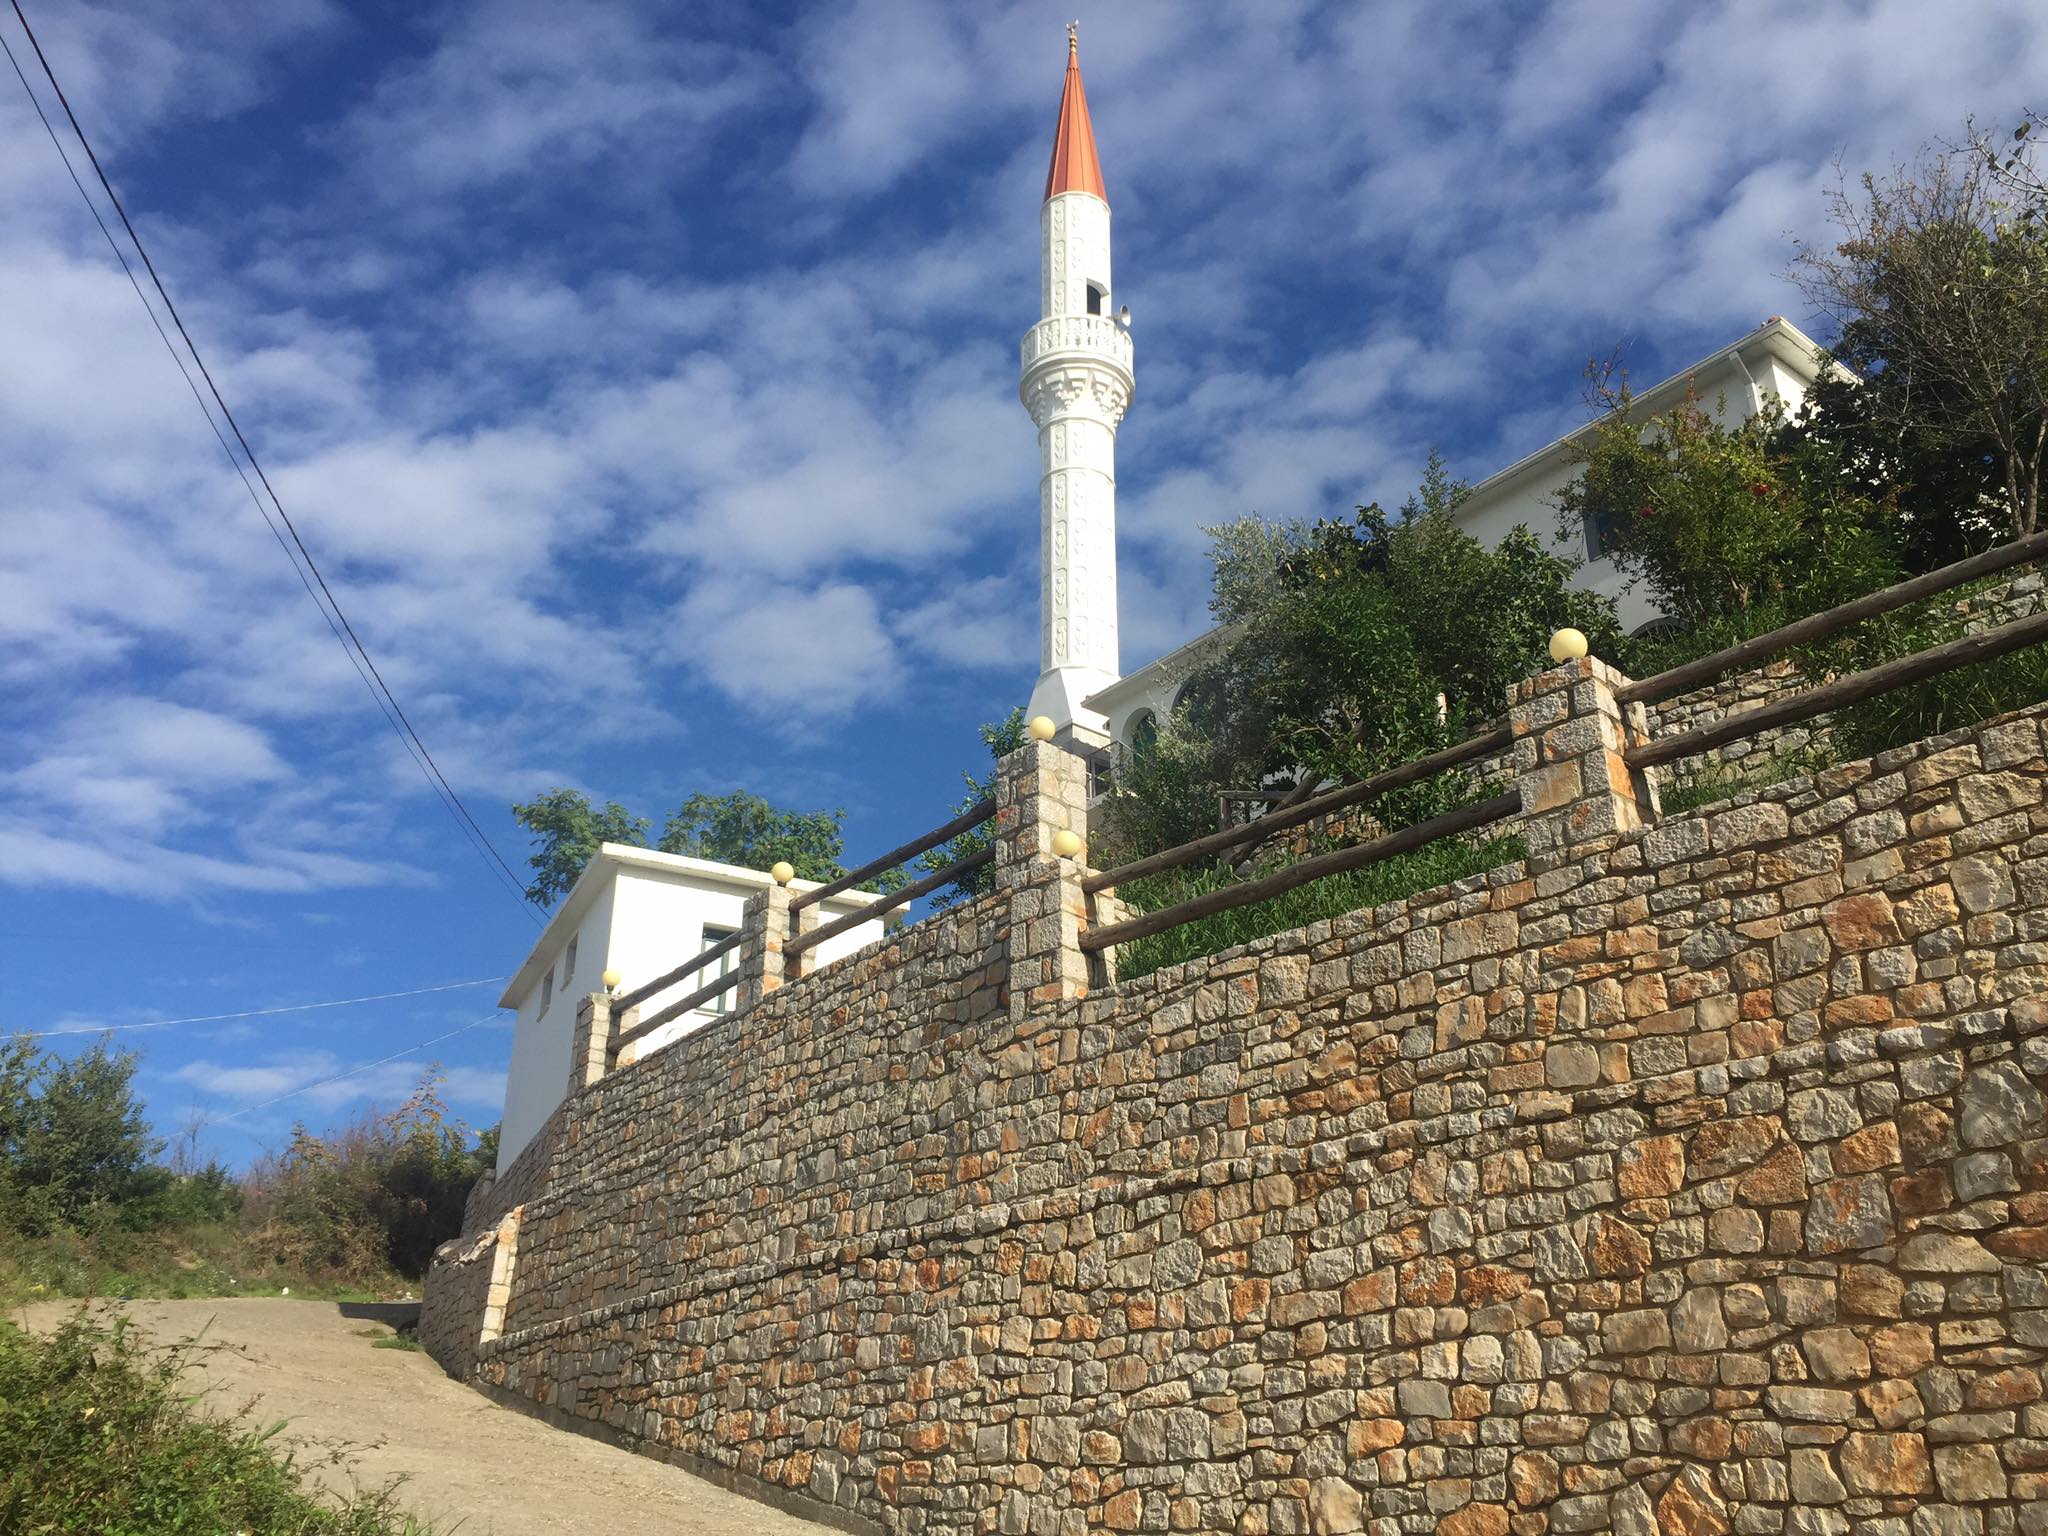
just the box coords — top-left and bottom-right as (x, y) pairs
(1657, 745), (1836, 816)
(371, 1336), (423, 1352)
(1113, 832), (1525, 982)
(0, 1223), (403, 1309)
(0, 1310), (432, 1535)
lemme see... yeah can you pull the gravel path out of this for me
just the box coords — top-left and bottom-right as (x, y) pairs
(19, 1297), (839, 1536)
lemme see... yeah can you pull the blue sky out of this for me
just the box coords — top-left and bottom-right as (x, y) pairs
(4, 0), (2043, 1165)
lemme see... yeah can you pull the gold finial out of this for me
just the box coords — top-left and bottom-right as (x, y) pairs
(1067, 20), (1079, 58)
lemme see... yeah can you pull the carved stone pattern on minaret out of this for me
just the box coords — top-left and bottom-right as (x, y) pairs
(1023, 364), (1131, 429)
(1090, 375), (1132, 423)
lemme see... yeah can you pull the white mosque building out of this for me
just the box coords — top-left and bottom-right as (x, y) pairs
(1016, 37), (1827, 762)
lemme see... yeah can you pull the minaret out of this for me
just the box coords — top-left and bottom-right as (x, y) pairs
(1022, 26), (1132, 741)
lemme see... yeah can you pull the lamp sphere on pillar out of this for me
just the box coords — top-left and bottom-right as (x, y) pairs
(1051, 829), (1084, 859)
(1548, 627), (1590, 663)
(770, 861), (795, 885)
(601, 968), (621, 992)
(1028, 715), (1057, 742)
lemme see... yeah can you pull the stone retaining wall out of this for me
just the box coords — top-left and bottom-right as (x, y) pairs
(420, 1220), (503, 1378)
(424, 691), (2048, 1535)
(460, 1101), (563, 1236)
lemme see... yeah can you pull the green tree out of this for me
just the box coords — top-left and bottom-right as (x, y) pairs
(1099, 459), (1618, 862)
(1553, 368), (1895, 636)
(510, 789), (649, 906)
(1777, 359), (2005, 574)
(1793, 124), (2048, 539)
(658, 791), (850, 881)
(0, 1036), (161, 1235)
(917, 708), (1027, 906)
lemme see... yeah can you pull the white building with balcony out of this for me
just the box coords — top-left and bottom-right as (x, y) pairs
(1085, 317), (1827, 757)
(494, 846), (889, 1165)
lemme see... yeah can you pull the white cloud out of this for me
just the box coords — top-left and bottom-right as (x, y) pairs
(674, 582), (901, 716)
(332, 0), (771, 196)
(172, 1052), (505, 1113)
(7, 0), (2048, 909)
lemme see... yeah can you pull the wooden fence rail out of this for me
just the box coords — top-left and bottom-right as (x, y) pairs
(1082, 726), (1511, 897)
(611, 968), (741, 1056)
(1628, 607), (2048, 772)
(611, 928), (743, 1015)
(1081, 792), (1520, 953)
(1617, 525), (2048, 708)
(787, 844), (995, 958)
(788, 799), (994, 914)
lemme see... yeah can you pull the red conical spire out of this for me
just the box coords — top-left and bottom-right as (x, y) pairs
(1043, 25), (1106, 204)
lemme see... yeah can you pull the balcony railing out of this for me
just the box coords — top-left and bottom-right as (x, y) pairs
(1020, 313), (1133, 373)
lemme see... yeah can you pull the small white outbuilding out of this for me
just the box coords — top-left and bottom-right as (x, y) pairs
(494, 843), (890, 1167)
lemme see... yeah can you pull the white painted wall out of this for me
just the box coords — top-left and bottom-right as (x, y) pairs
(495, 847), (890, 1168)
(1090, 321), (1831, 761)
(1450, 324), (1822, 635)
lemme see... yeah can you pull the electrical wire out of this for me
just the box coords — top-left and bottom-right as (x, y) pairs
(206, 1010), (506, 1127)
(0, 24), (527, 916)
(17, 977), (509, 1038)
(4, 1), (543, 923)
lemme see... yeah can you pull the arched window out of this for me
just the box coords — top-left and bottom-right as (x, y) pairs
(1126, 708), (1159, 764)
(1086, 283), (1106, 316)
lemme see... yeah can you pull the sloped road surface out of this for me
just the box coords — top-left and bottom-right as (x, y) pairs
(21, 1297), (842, 1536)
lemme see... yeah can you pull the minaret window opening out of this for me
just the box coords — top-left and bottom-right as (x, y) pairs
(1086, 283), (1105, 316)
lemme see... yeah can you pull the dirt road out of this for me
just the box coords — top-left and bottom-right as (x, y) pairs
(20, 1297), (842, 1536)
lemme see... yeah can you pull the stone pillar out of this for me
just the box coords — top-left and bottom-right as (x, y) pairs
(735, 884), (790, 1011)
(477, 1205), (522, 1346)
(567, 992), (632, 1095)
(996, 738), (1103, 1014)
(1507, 655), (1661, 859)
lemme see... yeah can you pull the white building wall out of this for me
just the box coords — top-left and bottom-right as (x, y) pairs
(499, 879), (615, 1168)
(494, 852), (888, 1169)
(1450, 348), (1817, 635)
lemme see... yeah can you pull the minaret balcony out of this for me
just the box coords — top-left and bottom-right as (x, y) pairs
(1020, 313), (1133, 375)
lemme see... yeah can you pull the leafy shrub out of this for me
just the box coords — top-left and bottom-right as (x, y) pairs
(0, 1037), (160, 1237)
(240, 1074), (490, 1284)
(1107, 456), (1617, 867)
(1112, 832), (1525, 982)
(1555, 373), (1897, 633)
(0, 1034), (491, 1300)
(0, 1310), (430, 1534)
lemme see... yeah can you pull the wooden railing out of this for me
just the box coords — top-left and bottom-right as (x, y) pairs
(1081, 529), (2048, 959)
(1620, 528), (2048, 770)
(1083, 727), (1509, 898)
(1080, 791), (1518, 953)
(607, 928), (744, 1062)
(1079, 728), (1513, 953)
(784, 798), (996, 958)
(1617, 526), (2048, 708)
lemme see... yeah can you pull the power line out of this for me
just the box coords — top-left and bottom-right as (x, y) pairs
(17, 977), (509, 1039)
(5, 0), (543, 924)
(0, 926), (505, 959)
(207, 1010), (505, 1127)
(0, 23), (528, 918)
